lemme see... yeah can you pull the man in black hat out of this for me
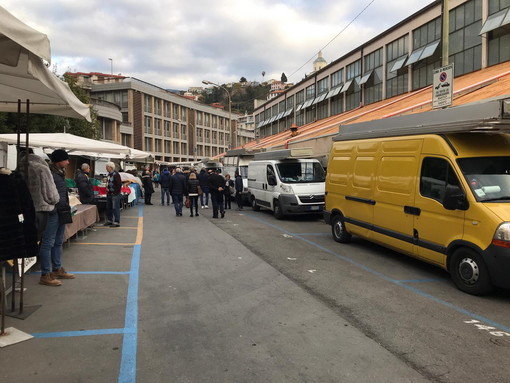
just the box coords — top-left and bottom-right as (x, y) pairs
(39, 149), (75, 286)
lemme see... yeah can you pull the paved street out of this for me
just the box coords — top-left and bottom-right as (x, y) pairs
(1, 189), (509, 382)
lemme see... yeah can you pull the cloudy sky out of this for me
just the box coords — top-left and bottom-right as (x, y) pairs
(3, 0), (435, 90)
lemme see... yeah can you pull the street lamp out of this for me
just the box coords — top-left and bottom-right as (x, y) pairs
(202, 80), (233, 149)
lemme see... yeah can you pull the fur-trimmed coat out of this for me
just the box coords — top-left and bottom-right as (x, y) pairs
(19, 154), (59, 212)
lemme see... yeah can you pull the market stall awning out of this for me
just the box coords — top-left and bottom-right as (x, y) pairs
(0, 6), (91, 121)
(0, 133), (131, 156)
(0, 5), (50, 64)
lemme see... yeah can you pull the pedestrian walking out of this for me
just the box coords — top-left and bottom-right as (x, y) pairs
(224, 173), (234, 210)
(170, 167), (187, 216)
(75, 163), (95, 204)
(159, 167), (171, 205)
(153, 170), (160, 188)
(234, 171), (244, 210)
(186, 172), (200, 217)
(142, 166), (154, 205)
(38, 149), (75, 286)
(208, 169), (225, 219)
(198, 168), (209, 209)
(104, 161), (122, 227)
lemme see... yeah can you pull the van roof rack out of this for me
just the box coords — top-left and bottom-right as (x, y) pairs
(225, 148), (261, 157)
(254, 147), (314, 161)
(333, 96), (510, 141)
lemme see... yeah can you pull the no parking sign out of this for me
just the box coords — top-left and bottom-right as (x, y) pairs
(432, 64), (454, 109)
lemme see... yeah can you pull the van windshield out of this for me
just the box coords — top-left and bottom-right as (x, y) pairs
(276, 162), (325, 183)
(457, 156), (510, 202)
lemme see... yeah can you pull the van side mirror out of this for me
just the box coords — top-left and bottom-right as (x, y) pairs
(268, 174), (277, 186)
(443, 185), (469, 211)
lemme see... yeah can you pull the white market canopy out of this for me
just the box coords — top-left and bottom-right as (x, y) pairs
(0, 132), (152, 160)
(0, 6), (91, 121)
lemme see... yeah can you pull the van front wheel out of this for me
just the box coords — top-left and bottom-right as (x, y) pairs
(450, 248), (493, 295)
(274, 200), (284, 220)
(332, 215), (351, 243)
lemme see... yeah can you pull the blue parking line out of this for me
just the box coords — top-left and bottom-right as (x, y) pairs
(33, 328), (126, 338)
(396, 278), (444, 283)
(30, 271), (130, 275)
(118, 204), (143, 383)
(243, 212), (510, 334)
(289, 233), (330, 237)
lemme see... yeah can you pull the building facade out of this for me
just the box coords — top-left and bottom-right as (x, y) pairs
(73, 73), (237, 162)
(254, 0), (510, 139)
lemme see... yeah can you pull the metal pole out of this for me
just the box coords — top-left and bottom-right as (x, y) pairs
(442, 0), (449, 66)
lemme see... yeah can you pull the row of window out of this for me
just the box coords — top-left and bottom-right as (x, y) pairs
(256, 0), (509, 135)
(143, 138), (228, 155)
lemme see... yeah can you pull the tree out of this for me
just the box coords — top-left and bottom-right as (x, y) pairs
(281, 72), (288, 83)
(240, 77), (247, 83)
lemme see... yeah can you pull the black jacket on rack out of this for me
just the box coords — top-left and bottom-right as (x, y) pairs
(0, 170), (37, 261)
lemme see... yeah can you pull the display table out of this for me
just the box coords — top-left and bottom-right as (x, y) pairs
(64, 204), (99, 242)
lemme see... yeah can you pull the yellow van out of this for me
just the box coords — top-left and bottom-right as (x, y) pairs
(324, 97), (510, 295)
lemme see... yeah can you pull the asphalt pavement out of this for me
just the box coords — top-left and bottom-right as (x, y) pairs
(1, 189), (430, 382)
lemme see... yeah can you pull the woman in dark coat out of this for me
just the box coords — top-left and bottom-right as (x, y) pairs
(141, 166), (154, 205)
(186, 172), (200, 217)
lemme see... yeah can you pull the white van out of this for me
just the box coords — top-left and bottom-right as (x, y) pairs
(248, 148), (326, 219)
(223, 148), (260, 203)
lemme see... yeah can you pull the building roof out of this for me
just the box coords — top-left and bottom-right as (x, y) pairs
(240, 61), (510, 151)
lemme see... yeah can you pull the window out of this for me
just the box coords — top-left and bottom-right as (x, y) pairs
(458, 156), (510, 202)
(144, 116), (152, 134)
(449, 0), (483, 76)
(363, 48), (383, 105)
(420, 157), (461, 203)
(295, 90), (305, 104)
(305, 84), (315, 100)
(144, 95), (152, 113)
(145, 137), (153, 151)
(331, 69), (344, 88)
(486, 0), (510, 66)
(275, 162), (325, 183)
(317, 78), (329, 94)
(267, 165), (276, 184)
(408, 18), (442, 90)
(387, 35), (409, 98)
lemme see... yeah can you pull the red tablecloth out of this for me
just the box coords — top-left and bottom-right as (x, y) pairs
(93, 186), (131, 196)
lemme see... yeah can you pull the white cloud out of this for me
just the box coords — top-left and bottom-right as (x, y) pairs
(2, 0), (435, 89)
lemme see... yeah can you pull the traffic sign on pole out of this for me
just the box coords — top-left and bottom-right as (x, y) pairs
(432, 64), (454, 109)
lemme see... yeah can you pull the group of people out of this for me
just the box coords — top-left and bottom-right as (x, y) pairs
(21, 149), (76, 287)
(147, 166), (244, 218)
(20, 152), (245, 287)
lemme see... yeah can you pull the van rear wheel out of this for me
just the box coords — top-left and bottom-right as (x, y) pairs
(251, 197), (260, 211)
(450, 248), (493, 295)
(332, 215), (351, 243)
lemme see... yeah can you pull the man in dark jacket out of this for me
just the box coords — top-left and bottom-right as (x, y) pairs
(105, 161), (122, 227)
(39, 149), (75, 286)
(197, 168), (210, 209)
(159, 168), (171, 206)
(75, 163), (95, 204)
(170, 167), (187, 216)
(208, 169), (225, 218)
(234, 171), (244, 210)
